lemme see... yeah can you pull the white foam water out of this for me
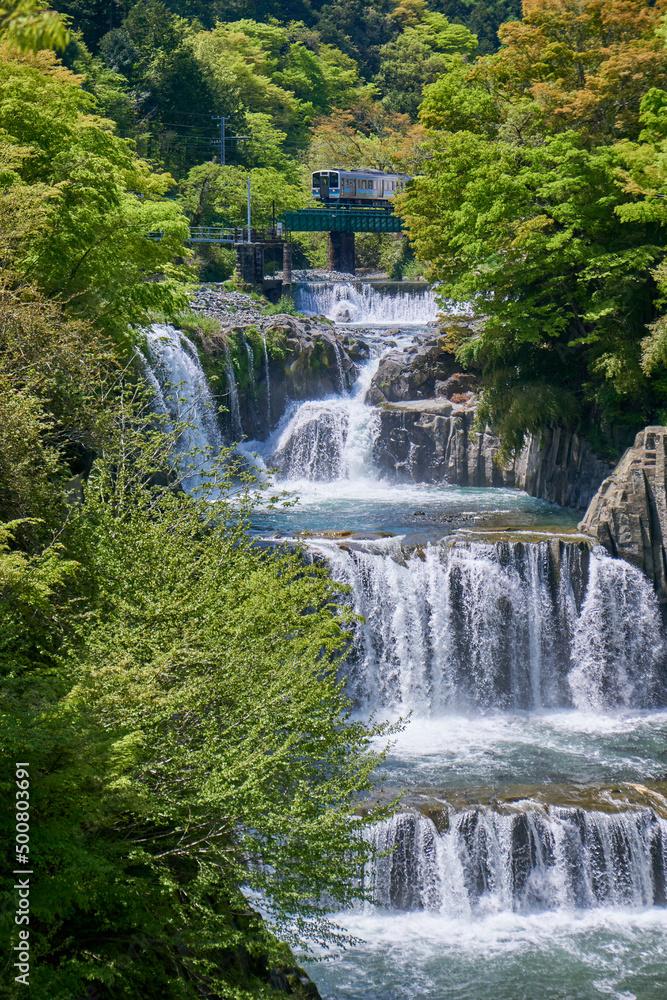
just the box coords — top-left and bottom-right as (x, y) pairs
(269, 356), (381, 481)
(145, 323), (222, 489)
(375, 709), (667, 787)
(294, 281), (439, 324)
(304, 907), (667, 1000)
(307, 539), (665, 713)
(369, 808), (666, 913)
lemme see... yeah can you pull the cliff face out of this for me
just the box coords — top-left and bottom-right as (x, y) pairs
(365, 335), (614, 510)
(189, 287), (367, 441)
(374, 402), (613, 511)
(580, 426), (667, 601)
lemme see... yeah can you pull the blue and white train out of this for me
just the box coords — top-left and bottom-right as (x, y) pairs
(311, 168), (410, 208)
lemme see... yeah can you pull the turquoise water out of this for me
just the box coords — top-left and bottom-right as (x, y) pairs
(257, 483), (667, 1000)
(250, 481), (580, 538)
(375, 710), (667, 787)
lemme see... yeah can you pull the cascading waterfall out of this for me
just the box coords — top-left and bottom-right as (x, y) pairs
(369, 808), (667, 914)
(145, 323), (222, 488)
(244, 338), (256, 400)
(271, 356), (381, 481)
(332, 337), (348, 393)
(261, 332), (271, 427)
(222, 342), (243, 439)
(309, 538), (666, 712)
(569, 553), (665, 710)
(145, 282), (667, 993)
(294, 281), (438, 324)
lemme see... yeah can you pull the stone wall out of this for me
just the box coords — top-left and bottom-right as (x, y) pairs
(580, 426), (667, 601)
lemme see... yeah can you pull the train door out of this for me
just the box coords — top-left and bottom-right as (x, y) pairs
(321, 173), (330, 200)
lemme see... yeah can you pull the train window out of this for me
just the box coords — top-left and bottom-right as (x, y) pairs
(312, 173), (321, 188)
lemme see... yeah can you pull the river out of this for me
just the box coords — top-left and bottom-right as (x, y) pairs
(147, 279), (667, 1000)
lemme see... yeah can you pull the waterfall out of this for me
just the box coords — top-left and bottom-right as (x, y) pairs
(145, 323), (222, 489)
(244, 338), (256, 400)
(369, 807), (667, 914)
(222, 343), (243, 440)
(332, 337), (348, 394)
(261, 332), (271, 427)
(569, 549), (665, 710)
(294, 281), (438, 324)
(271, 358), (381, 481)
(308, 539), (666, 712)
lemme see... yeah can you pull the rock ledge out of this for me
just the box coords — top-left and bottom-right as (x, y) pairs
(580, 426), (667, 600)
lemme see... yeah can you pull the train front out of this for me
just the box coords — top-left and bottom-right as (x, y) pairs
(311, 170), (340, 203)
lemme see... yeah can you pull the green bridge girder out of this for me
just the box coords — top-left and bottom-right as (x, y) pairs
(281, 207), (404, 233)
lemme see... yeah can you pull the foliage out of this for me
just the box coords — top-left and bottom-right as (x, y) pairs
(0, 423), (391, 999)
(0, 7), (405, 998)
(434, 0), (521, 56)
(374, 11), (477, 118)
(315, 0), (398, 79)
(309, 96), (427, 173)
(483, 0), (667, 144)
(180, 162), (307, 228)
(400, 0), (667, 450)
(262, 296), (303, 316)
(0, 0), (70, 52)
(0, 47), (190, 341)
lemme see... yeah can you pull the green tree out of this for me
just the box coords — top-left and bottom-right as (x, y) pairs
(1, 0), (70, 52)
(374, 12), (477, 119)
(180, 162), (306, 227)
(0, 47), (189, 340)
(400, 0), (667, 452)
(1, 424), (391, 999)
(316, 0), (398, 79)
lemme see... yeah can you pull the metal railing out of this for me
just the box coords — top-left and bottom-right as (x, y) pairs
(147, 226), (287, 244)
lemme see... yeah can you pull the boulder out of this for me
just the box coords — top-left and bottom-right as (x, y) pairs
(435, 373), (479, 399)
(579, 426), (667, 600)
(366, 341), (460, 405)
(192, 303), (365, 440)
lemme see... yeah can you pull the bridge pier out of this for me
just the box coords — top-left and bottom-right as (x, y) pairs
(282, 242), (292, 298)
(235, 242), (264, 285)
(327, 231), (355, 275)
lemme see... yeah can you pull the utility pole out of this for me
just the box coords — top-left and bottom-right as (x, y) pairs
(211, 116), (251, 166)
(211, 115), (227, 165)
(247, 175), (251, 241)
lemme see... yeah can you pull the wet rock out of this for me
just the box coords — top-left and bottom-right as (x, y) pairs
(580, 426), (667, 601)
(188, 287), (364, 440)
(435, 373), (479, 399)
(366, 342), (460, 404)
(373, 405), (614, 509)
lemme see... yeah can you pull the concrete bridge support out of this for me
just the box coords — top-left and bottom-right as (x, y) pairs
(235, 242), (264, 284)
(327, 231), (355, 274)
(282, 242), (292, 298)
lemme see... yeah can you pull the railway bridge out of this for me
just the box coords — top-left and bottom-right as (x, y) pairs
(282, 206), (403, 275)
(183, 206), (404, 289)
(148, 206), (405, 293)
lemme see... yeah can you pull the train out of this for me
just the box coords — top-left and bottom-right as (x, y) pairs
(311, 168), (411, 208)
